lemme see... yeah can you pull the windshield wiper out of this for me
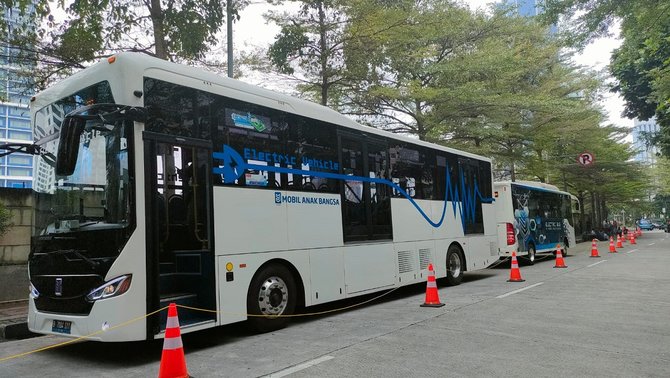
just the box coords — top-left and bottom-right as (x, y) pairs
(51, 249), (100, 269)
(77, 221), (101, 228)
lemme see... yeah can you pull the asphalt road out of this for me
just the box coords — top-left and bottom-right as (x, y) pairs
(1, 231), (669, 377)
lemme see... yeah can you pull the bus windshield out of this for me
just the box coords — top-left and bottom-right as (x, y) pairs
(31, 81), (134, 258)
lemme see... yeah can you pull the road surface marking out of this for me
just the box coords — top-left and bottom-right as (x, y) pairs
(265, 356), (335, 377)
(497, 282), (544, 299)
(588, 260), (607, 267)
(648, 243), (655, 246)
(627, 249), (638, 254)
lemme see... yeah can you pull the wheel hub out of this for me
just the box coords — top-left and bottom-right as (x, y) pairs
(449, 253), (461, 277)
(258, 276), (288, 316)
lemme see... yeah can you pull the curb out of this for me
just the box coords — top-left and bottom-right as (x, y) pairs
(0, 320), (38, 341)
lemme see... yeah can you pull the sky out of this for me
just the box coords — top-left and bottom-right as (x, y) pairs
(231, 0), (634, 129)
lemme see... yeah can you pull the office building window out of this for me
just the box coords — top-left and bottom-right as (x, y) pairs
(8, 106), (28, 117)
(8, 130), (31, 140)
(8, 155), (32, 166)
(8, 167), (31, 176)
(8, 118), (30, 129)
(7, 180), (31, 189)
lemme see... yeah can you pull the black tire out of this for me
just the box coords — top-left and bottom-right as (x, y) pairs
(247, 264), (297, 333)
(446, 245), (464, 286)
(525, 244), (536, 266)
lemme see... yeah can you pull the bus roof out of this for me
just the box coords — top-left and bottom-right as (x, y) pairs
(495, 180), (573, 196)
(32, 52), (490, 163)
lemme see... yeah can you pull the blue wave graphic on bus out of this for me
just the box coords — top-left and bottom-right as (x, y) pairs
(212, 145), (493, 231)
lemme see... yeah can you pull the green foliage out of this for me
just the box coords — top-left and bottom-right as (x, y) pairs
(265, 0), (349, 105)
(542, 0), (670, 156)
(0, 0), (232, 90)
(540, 0), (655, 47)
(268, 23), (310, 75)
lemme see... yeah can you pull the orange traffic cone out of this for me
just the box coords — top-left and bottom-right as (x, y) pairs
(554, 244), (567, 268)
(158, 303), (189, 378)
(590, 239), (601, 258)
(609, 236), (617, 253)
(630, 233), (636, 244)
(616, 234), (623, 249)
(507, 251), (525, 282)
(420, 263), (445, 307)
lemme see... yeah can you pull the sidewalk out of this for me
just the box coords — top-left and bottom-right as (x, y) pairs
(0, 264), (34, 340)
(0, 299), (34, 340)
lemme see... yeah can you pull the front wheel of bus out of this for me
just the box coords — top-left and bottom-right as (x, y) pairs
(247, 264), (297, 333)
(446, 246), (463, 286)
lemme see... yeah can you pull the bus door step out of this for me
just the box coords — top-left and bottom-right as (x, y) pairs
(158, 293), (199, 329)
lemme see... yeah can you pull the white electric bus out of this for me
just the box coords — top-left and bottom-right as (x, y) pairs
(27, 53), (498, 341)
(494, 181), (576, 264)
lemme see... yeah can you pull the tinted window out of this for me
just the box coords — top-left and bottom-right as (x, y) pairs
(144, 79), (212, 140)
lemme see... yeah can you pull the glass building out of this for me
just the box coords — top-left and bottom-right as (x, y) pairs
(505, 0), (558, 33)
(632, 118), (660, 167)
(1, 5), (35, 188)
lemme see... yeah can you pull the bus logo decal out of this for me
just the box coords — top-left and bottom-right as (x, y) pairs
(55, 277), (63, 297)
(213, 145), (493, 232)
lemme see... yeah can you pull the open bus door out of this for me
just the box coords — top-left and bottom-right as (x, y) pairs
(144, 132), (216, 338)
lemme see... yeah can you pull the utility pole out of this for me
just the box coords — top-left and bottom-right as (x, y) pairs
(226, 0), (233, 78)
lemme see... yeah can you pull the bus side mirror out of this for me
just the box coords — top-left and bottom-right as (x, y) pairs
(55, 116), (86, 176)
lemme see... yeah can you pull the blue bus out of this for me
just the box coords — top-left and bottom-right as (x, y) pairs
(494, 181), (576, 264)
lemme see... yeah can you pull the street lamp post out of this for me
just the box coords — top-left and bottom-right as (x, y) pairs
(621, 210), (626, 228)
(227, 0), (233, 78)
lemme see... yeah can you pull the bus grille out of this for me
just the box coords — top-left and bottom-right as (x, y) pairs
(397, 250), (414, 274)
(419, 248), (432, 270)
(32, 275), (102, 315)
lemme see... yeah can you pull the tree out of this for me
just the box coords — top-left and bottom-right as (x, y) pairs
(610, 15), (670, 155)
(264, 0), (356, 106)
(541, 0), (670, 156)
(341, 2), (607, 182)
(342, 0), (503, 140)
(426, 17), (605, 182)
(1, 0), (236, 90)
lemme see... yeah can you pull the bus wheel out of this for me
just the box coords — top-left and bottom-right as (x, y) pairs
(526, 245), (536, 265)
(247, 264), (296, 333)
(446, 245), (463, 286)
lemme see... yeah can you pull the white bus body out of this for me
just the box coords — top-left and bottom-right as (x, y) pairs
(28, 53), (498, 341)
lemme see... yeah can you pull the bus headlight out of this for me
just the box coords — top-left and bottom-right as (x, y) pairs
(29, 282), (40, 299)
(86, 275), (132, 302)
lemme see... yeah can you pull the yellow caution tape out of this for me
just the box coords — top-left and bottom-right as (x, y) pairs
(0, 286), (402, 363)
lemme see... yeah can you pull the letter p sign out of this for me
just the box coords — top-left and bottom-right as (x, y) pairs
(577, 152), (594, 166)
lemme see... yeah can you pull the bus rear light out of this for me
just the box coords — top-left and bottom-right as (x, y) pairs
(506, 223), (516, 245)
(86, 274), (132, 302)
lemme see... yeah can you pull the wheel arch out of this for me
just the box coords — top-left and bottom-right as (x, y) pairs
(527, 240), (536, 252)
(447, 241), (467, 272)
(249, 258), (306, 309)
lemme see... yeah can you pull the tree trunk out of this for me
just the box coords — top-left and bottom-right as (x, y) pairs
(591, 191), (597, 228)
(318, 0), (328, 106)
(150, 0), (168, 59)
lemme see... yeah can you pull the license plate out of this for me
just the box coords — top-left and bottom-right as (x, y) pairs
(52, 320), (72, 334)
